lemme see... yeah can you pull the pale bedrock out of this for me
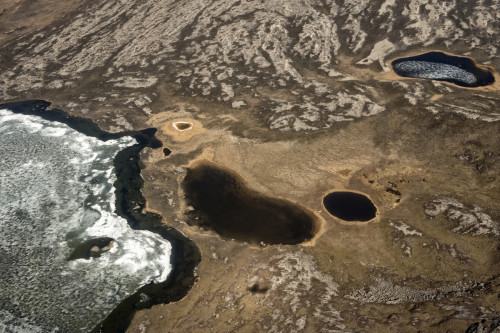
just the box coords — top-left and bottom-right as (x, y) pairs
(0, 0), (498, 129)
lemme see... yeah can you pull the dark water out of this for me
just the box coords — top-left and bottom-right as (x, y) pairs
(0, 100), (200, 333)
(163, 147), (172, 156)
(323, 191), (377, 222)
(391, 51), (495, 87)
(182, 163), (317, 245)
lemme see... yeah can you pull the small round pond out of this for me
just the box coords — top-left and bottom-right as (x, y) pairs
(323, 191), (377, 222)
(163, 147), (172, 156)
(173, 121), (193, 131)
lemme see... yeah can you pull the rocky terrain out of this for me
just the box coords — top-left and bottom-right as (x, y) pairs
(0, 0), (499, 332)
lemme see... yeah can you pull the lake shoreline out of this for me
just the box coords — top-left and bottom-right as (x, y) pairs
(0, 100), (201, 333)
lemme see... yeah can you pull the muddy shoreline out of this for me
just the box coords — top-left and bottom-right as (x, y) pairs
(0, 100), (201, 333)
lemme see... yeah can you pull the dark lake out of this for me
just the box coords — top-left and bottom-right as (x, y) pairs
(323, 191), (377, 222)
(182, 163), (317, 245)
(391, 51), (495, 87)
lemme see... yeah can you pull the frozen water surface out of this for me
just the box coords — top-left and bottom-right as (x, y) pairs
(392, 61), (477, 84)
(391, 52), (495, 87)
(0, 109), (172, 332)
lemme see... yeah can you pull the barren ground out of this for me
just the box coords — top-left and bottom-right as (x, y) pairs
(0, 0), (499, 332)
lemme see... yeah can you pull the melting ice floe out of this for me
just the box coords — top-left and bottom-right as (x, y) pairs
(0, 109), (172, 332)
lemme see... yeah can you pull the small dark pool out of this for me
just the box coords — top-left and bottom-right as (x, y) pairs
(391, 51), (495, 87)
(163, 147), (172, 156)
(323, 191), (377, 222)
(182, 163), (317, 245)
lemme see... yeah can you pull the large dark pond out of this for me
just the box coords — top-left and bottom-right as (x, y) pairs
(391, 51), (495, 87)
(182, 163), (317, 245)
(323, 191), (377, 222)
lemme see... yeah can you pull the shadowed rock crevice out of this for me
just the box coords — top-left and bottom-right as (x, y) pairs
(391, 51), (495, 87)
(182, 163), (318, 245)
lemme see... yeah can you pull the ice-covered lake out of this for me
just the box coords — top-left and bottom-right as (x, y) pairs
(0, 109), (172, 332)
